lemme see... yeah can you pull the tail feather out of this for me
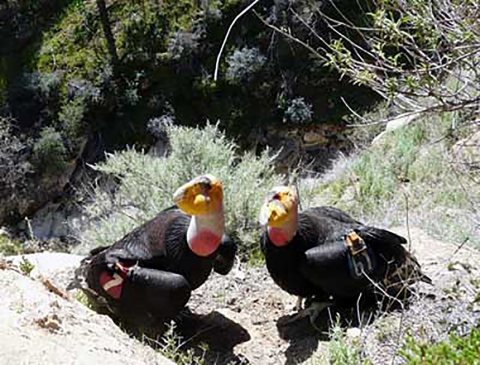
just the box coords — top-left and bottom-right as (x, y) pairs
(355, 227), (431, 295)
(359, 226), (407, 246)
(383, 250), (432, 297)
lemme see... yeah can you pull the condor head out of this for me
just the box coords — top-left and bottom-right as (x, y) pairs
(259, 186), (299, 227)
(173, 174), (224, 216)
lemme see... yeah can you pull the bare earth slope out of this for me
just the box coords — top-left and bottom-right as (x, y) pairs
(2, 227), (479, 365)
(0, 255), (174, 365)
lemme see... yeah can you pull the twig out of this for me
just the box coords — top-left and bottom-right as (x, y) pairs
(403, 190), (412, 253)
(213, 0), (262, 81)
(39, 276), (71, 301)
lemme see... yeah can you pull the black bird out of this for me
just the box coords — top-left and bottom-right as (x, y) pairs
(73, 174), (236, 326)
(259, 186), (431, 326)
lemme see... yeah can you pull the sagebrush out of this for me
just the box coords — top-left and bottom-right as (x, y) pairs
(77, 123), (282, 258)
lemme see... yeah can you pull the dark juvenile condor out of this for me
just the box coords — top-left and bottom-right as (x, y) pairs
(259, 186), (431, 326)
(72, 174), (236, 326)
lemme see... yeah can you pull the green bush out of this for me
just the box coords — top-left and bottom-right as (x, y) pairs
(155, 321), (207, 365)
(0, 235), (23, 256)
(78, 123), (282, 258)
(401, 329), (480, 365)
(33, 127), (67, 174)
(58, 96), (87, 140)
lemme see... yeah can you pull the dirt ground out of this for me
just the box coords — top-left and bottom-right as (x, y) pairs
(175, 227), (480, 364)
(2, 226), (479, 365)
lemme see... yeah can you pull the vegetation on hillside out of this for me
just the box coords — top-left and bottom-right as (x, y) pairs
(1, 0), (479, 363)
(1, 0), (377, 155)
(401, 328), (480, 365)
(313, 111), (480, 247)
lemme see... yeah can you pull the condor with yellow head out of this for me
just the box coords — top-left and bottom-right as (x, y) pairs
(260, 186), (431, 329)
(73, 174), (236, 326)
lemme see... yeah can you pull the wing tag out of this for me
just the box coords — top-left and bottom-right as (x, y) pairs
(345, 232), (375, 279)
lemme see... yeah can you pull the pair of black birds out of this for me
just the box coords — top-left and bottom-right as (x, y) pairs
(73, 174), (431, 328)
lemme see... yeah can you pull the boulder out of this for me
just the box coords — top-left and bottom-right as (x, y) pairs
(372, 113), (420, 144)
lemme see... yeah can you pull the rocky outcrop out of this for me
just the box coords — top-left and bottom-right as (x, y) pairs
(0, 118), (87, 227)
(265, 123), (351, 174)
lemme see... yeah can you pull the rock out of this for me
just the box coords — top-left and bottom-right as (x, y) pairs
(265, 124), (351, 173)
(7, 252), (84, 290)
(372, 113), (420, 144)
(303, 131), (328, 145)
(22, 201), (88, 240)
(0, 266), (174, 365)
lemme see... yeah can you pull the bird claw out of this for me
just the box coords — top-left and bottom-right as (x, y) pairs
(307, 301), (333, 331)
(283, 300), (333, 329)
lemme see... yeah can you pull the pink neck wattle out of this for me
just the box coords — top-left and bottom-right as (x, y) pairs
(268, 227), (291, 247)
(189, 230), (222, 257)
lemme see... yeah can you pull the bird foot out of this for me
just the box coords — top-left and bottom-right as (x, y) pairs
(307, 301), (333, 331)
(283, 300), (333, 329)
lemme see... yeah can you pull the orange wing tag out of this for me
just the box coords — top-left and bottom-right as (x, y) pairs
(345, 231), (375, 279)
(345, 232), (367, 255)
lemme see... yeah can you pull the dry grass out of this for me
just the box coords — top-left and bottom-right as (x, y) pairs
(308, 111), (480, 248)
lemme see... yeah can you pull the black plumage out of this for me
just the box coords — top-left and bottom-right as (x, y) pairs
(261, 206), (430, 305)
(74, 206), (235, 326)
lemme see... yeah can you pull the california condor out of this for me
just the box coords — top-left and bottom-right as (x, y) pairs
(73, 174), (236, 326)
(259, 186), (431, 326)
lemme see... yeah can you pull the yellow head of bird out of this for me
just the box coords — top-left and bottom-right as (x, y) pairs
(173, 174), (223, 215)
(259, 186), (299, 227)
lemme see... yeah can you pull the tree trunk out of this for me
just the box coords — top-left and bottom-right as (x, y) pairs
(95, 0), (119, 74)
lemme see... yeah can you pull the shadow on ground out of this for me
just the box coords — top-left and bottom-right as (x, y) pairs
(175, 310), (251, 364)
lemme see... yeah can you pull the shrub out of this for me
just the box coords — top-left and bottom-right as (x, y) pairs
(0, 235), (23, 256)
(320, 0), (480, 115)
(78, 123), (282, 258)
(66, 79), (102, 104)
(0, 117), (31, 191)
(167, 30), (201, 61)
(33, 127), (67, 174)
(283, 97), (313, 124)
(401, 329), (480, 365)
(312, 111), (480, 246)
(226, 47), (267, 83)
(154, 321), (207, 365)
(58, 96), (87, 140)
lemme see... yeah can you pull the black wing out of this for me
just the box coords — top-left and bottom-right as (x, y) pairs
(300, 236), (358, 297)
(119, 266), (191, 325)
(213, 233), (237, 275)
(305, 206), (362, 225)
(104, 207), (189, 268)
